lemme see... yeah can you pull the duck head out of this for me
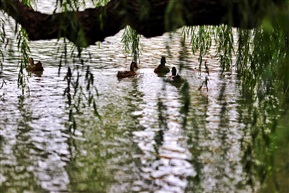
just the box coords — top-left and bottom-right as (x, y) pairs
(29, 57), (34, 65)
(130, 62), (138, 71)
(161, 56), (166, 66)
(172, 67), (177, 76)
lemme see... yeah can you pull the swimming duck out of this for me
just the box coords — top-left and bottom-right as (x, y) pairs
(172, 67), (183, 81)
(117, 62), (138, 78)
(166, 67), (184, 85)
(26, 58), (44, 72)
(154, 56), (170, 74)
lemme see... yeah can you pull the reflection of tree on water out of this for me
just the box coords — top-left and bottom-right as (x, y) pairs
(0, 81), (71, 192)
(235, 23), (289, 192)
(131, 81), (195, 192)
(238, 85), (288, 193)
(182, 73), (251, 192)
(1, 0), (289, 191)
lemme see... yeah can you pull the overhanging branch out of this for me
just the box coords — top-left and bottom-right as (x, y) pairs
(0, 0), (284, 47)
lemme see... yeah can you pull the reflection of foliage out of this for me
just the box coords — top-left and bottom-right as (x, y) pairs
(237, 9), (289, 183)
(180, 81), (190, 128)
(240, 94), (280, 190)
(237, 10), (289, 191)
(1, 0), (289, 191)
(156, 95), (168, 130)
(63, 62), (101, 133)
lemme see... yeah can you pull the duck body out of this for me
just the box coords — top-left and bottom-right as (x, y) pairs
(117, 70), (136, 78)
(117, 62), (138, 78)
(172, 74), (184, 83)
(154, 56), (170, 74)
(26, 58), (44, 72)
(154, 65), (170, 74)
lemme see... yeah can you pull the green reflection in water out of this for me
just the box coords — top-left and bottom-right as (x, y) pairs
(1, 10), (289, 191)
(65, 77), (144, 192)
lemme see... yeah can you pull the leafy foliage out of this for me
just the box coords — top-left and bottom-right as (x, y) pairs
(121, 26), (141, 62)
(16, 28), (30, 89)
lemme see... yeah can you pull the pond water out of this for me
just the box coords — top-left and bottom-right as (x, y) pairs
(1, 2), (289, 193)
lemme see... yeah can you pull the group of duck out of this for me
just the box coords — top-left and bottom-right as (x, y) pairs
(26, 56), (184, 84)
(117, 56), (184, 84)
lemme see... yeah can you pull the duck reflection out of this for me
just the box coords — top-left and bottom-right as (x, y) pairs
(131, 88), (195, 192)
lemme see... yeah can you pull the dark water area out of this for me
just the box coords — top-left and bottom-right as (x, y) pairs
(1, 1), (289, 193)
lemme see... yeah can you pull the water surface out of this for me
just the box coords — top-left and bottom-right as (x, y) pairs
(0, 1), (288, 193)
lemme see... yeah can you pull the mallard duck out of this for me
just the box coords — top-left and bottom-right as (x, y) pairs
(154, 56), (170, 74)
(172, 67), (183, 81)
(26, 58), (44, 72)
(166, 67), (184, 85)
(171, 66), (177, 76)
(117, 62), (138, 78)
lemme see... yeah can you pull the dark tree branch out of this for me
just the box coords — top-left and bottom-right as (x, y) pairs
(0, 0), (125, 46)
(0, 0), (284, 47)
